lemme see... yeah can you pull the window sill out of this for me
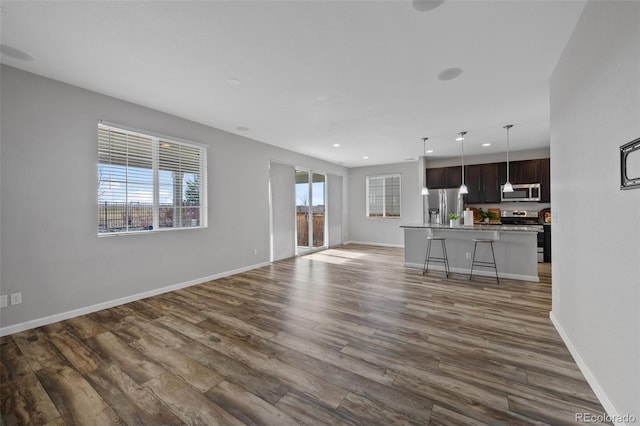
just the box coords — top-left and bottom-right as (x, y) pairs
(98, 225), (207, 237)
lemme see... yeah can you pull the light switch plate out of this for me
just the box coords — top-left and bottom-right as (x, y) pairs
(0, 295), (7, 308)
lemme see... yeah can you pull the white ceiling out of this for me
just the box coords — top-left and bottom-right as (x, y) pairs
(0, 0), (586, 167)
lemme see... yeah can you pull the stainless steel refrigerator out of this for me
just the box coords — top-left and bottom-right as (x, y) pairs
(426, 188), (463, 224)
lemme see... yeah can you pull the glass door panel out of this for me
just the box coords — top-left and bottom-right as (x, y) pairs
(295, 169), (310, 254)
(311, 172), (325, 248)
(295, 169), (326, 254)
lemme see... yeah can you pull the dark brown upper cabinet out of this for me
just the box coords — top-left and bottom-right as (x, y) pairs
(539, 157), (551, 202)
(425, 166), (462, 189)
(465, 163), (502, 204)
(425, 167), (445, 189)
(426, 158), (549, 203)
(464, 165), (484, 203)
(483, 163), (503, 203)
(510, 159), (541, 184)
(445, 166), (462, 189)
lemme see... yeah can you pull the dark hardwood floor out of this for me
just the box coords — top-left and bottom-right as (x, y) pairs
(1, 244), (610, 425)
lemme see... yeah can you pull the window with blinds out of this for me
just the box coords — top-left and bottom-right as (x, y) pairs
(366, 174), (401, 218)
(97, 123), (207, 235)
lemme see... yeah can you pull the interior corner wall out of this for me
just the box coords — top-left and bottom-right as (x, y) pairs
(327, 174), (343, 247)
(269, 161), (296, 262)
(0, 65), (348, 333)
(347, 161), (422, 246)
(550, 1), (640, 422)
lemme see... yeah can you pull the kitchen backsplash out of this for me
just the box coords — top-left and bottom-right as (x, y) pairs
(466, 201), (552, 212)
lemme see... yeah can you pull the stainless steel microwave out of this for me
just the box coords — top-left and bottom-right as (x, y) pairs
(501, 183), (541, 202)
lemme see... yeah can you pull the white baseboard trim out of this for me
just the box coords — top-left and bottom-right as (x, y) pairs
(0, 261), (272, 337)
(344, 240), (404, 248)
(550, 311), (630, 426)
(405, 262), (539, 283)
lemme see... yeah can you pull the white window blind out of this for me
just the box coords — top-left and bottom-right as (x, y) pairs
(366, 174), (401, 218)
(97, 123), (207, 235)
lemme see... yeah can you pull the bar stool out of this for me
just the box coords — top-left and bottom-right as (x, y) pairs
(423, 236), (450, 277)
(469, 238), (499, 284)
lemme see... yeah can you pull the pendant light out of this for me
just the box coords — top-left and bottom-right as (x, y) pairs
(503, 124), (514, 192)
(421, 137), (429, 195)
(459, 131), (469, 194)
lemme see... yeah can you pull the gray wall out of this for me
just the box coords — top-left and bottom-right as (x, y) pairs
(348, 161), (422, 246)
(425, 147), (550, 168)
(0, 66), (347, 331)
(550, 1), (639, 421)
(327, 174), (343, 247)
(269, 161), (296, 261)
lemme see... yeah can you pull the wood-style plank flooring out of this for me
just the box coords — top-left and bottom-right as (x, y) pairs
(1, 244), (611, 425)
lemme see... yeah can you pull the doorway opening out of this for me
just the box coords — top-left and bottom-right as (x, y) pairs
(295, 169), (326, 255)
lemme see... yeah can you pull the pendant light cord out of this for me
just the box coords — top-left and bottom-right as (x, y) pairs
(421, 137), (429, 195)
(460, 131), (467, 185)
(504, 124), (513, 182)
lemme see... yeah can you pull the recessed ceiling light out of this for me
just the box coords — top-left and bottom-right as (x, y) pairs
(437, 67), (463, 81)
(456, 137), (463, 141)
(227, 78), (241, 86)
(482, 143), (491, 147)
(236, 126), (250, 131)
(0, 44), (35, 61)
(333, 143), (340, 147)
(362, 156), (369, 159)
(426, 150), (434, 153)
(412, 0), (446, 12)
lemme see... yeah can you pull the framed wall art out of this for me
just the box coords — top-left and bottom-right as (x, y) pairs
(620, 137), (640, 190)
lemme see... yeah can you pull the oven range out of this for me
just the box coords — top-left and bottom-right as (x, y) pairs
(500, 209), (542, 226)
(501, 210), (546, 263)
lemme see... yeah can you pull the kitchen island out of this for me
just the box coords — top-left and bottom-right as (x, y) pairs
(401, 223), (541, 282)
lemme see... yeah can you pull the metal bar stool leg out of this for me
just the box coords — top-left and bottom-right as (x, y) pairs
(441, 239), (450, 277)
(489, 240), (499, 285)
(422, 238), (432, 275)
(469, 240), (478, 280)
(469, 239), (499, 285)
(423, 236), (449, 278)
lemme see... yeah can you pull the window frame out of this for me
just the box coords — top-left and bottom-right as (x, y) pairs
(365, 173), (401, 218)
(97, 121), (208, 236)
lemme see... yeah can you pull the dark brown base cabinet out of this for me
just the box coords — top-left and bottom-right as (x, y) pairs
(426, 158), (550, 204)
(544, 224), (552, 262)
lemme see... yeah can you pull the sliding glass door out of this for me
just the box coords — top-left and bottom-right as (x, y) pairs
(295, 169), (326, 254)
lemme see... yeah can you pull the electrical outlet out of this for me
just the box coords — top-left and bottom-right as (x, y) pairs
(0, 295), (7, 308)
(10, 292), (22, 306)
(466, 252), (471, 259)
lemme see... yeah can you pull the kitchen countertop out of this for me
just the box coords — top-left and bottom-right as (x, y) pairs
(400, 223), (543, 233)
